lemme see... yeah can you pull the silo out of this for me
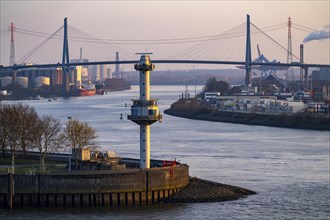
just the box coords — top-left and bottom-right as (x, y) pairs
(0, 77), (13, 87)
(35, 76), (50, 87)
(16, 77), (28, 88)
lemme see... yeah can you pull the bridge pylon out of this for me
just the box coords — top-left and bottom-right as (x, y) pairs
(62, 17), (70, 95)
(245, 14), (252, 87)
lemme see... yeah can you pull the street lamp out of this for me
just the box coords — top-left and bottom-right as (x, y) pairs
(67, 116), (72, 171)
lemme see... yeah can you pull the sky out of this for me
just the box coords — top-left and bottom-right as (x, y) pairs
(0, 0), (329, 71)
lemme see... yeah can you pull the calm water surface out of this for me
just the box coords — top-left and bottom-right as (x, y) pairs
(1, 85), (329, 219)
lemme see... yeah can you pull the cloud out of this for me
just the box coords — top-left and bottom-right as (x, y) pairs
(303, 25), (330, 43)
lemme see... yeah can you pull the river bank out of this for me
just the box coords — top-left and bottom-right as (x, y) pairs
(162, 177), (256, 203)
(0, 154), (256, 207)
(164, 99), (330, 130)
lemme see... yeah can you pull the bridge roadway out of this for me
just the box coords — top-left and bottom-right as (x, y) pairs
(0, 60), (329, 71)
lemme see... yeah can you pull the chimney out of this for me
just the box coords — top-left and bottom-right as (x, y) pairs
(300, 44), (304, 89)
(80, 48), (83, 62)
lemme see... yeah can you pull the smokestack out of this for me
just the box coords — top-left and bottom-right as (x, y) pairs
(80, 48), (83, 62)
(115, 51), (120, 78)
(300, 44), (304, 64)
(300, 44), (304, 89)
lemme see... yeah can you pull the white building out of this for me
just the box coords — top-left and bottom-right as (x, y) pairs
(216, 95), (305, 114)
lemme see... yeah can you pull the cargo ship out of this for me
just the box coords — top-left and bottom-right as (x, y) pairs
(104, 78), (131, 91)
(80, 84), (96, 96)
(69, 79), (131, 97)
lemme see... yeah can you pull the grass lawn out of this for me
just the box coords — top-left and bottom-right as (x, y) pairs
(0, 158), (67, 165)
(0, 157), (68, 173)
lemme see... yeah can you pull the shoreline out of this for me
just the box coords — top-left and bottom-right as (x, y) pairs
(0, 154), (256, 207)
(161, 177), (256, 203)
(164, 100), (330, 131)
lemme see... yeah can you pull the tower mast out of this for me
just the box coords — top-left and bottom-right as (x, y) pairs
(9, 22), (16, 65)
(287, 17), (294, 81)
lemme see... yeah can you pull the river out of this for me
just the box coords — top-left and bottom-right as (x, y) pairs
(1, 85), (329, 219)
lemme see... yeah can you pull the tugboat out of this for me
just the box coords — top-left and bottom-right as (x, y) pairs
(95, 83), (105, 95)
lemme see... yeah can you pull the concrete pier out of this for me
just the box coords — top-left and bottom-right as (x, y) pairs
(0, 164), (189, 208)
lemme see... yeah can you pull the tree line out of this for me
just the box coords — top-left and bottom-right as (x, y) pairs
(0, 103), (97, 170)
(199, 77), (230, 98)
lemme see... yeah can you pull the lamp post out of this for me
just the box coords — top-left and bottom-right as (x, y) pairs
(67, 116), (72, 171)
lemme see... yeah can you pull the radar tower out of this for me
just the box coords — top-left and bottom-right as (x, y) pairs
(128, 54), (162, 169)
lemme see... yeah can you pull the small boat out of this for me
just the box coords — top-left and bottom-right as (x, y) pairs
(49, 97), (58, 102)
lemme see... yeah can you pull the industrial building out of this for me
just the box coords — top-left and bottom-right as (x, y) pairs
(311, 67), (330, 101)
(202, 93), (307, 115)
(0, 67), (66, 89)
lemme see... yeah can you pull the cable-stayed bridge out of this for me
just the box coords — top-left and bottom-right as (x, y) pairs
(0, 15), (329, 94)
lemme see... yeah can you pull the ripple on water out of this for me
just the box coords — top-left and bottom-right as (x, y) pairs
(1, 85), (329, 219)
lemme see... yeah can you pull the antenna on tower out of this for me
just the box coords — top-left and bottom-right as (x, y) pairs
(9, 22), (16, 65)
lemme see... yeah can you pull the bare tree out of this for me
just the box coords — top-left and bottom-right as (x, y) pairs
(0, 103), (38, 166)
(16, 103), (38, 155)
(1, 104), (22, 166)
(32, 115), (63, 170)
(0, 106), (9, 158)
(61, 118), (97, 170)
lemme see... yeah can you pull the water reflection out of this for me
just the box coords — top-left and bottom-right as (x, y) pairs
(2, 85), (329, 219)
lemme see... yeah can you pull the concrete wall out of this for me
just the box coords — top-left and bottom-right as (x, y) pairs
(0, 165), (189, 208)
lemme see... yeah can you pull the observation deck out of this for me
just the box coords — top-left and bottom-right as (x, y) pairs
(127, 99), (162, 125)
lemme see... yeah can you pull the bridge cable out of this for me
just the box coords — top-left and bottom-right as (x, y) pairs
(67, 25), (136, 59)
(17, 26), (63, 64)
(251, 22), (300, 61)
(170, 22), (246, 60)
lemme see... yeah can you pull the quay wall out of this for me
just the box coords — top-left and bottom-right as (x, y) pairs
(0, 165), (189, 208)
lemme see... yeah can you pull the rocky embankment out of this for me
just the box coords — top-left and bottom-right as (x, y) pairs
(164, 99), (330, 130)
(162, 177), (256, 203)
